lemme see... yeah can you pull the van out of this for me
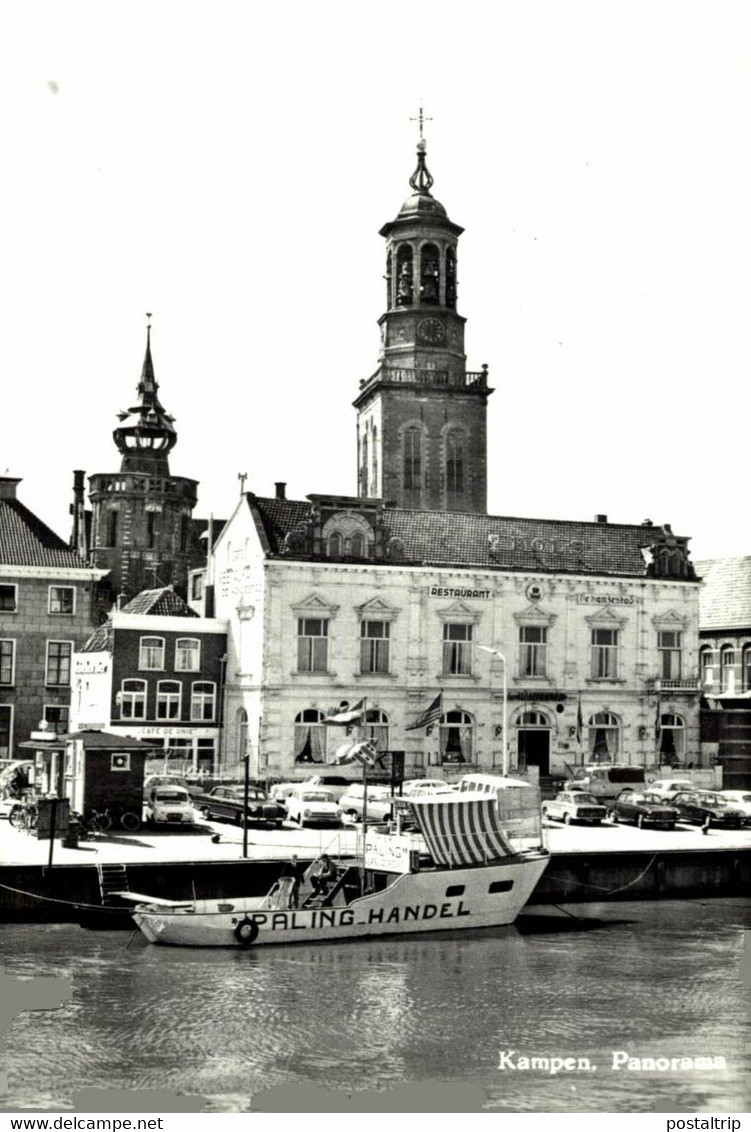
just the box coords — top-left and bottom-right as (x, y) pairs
(457, 774), (543, 845)
(566, 764), (648, 799)
(145, 785), (194, 825)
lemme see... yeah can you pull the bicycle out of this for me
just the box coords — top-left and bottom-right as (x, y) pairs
(80, 808), (113, 836)
(9, 797), (38, 834)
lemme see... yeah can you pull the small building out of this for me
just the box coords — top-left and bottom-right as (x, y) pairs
(70, 587), (228, 774)
(696, 556), (751, 786)
(0, 476), (108, 760)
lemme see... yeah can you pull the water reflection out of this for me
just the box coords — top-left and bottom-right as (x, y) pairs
(1, 900), (749, 1113)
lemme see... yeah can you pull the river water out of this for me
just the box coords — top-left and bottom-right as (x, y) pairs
(1, 899), (749, 1114)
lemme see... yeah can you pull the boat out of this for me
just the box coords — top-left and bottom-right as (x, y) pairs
(128, 792), (550, 948)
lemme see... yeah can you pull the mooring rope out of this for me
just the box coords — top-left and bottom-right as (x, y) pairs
(545, 852), (660, 896)
(0, 881), (128, 912)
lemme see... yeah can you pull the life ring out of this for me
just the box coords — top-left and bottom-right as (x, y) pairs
(234, 916), (259, 947)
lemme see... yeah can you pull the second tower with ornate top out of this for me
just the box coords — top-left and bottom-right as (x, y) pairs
(354, 118), (493, 514)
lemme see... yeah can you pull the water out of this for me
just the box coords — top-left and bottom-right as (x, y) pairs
(1, 899), (749, 1113)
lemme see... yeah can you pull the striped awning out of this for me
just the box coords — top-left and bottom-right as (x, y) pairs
(407, 796), (515, 866)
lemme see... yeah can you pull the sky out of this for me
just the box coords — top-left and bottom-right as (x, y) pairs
(1, 0), (750, 563)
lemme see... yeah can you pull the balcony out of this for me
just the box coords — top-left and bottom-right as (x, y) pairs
(653, 678), (700, 692)
(359, 365), (488, 393)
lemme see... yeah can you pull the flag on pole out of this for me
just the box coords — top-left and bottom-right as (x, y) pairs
(329, 740), (379, 767)
(406, 693), (443, 732)
(655, 698), (662, 745)
(323, 698), (366, 725)
(576, 695), (584, 744)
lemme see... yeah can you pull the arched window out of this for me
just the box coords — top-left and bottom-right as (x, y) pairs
(294, 708), (327, 763)
(445, 429), (466, 502)
(119, 679), (147, 720)
(446, 247), (457, 309)
(386, 251), (392, 309)
(403, 426), (422, 505)
(175, 638), (200, 671)
(700, 646), (714, 689)
(720, 646), (736, 693)
(371, 424), (378, 494)
(364, 708), (389, 752)
(519, 710), (548, 726)
(349, 533), (365, 557)
(327, 532), (343, 557)
(658, 713), (684, 765)
(420, 243), (440, 304)
(440, 709), (474, 764)
(395, 245), (413, 306)
(588, 711), (620, 762)
(236, 708), (248, 761)
(156, 680), (181, 721)
(744, 646), (751, 692)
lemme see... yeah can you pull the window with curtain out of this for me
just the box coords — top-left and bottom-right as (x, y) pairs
(191, 682), (216, 721)
(591, 628), (619, 679)
(364, 708), (389, 752)
(360, 620), (390, 674)
(658, 631), (682, 680)
(294, 709), (327, 763)
(175, 638), (200, 672)
(120, 679), (147, 720)
(720, 647), (736, 693)
(658, 713), (684, 764)
(297, 619), (329, 672)
(443, 623), (473, 675)
(519, 626), (547, 677)
(139, 636), (165, 670)
(587, 711), (620, 761)
(440, 710), (474, 763)
(700, 647), (714, 689)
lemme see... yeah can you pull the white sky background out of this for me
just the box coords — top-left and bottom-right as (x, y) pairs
(1, 1), (749, 562)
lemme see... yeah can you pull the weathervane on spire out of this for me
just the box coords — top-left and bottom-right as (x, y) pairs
(408, 106), (434, 193)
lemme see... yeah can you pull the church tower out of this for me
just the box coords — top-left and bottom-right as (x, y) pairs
(354, 124), (493, 513)
(88, 320), (198, 600)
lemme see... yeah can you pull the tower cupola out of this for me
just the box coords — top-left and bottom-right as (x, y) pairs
(113, 319), (177, 474)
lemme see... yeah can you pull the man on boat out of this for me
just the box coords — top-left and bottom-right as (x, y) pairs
(310, 854), (338, 897)
(280, 855), (307, 908)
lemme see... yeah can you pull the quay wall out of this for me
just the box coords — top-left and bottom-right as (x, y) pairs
(0, 847), (749, 923)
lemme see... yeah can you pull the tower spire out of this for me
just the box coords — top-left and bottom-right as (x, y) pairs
(408, 107), (434, 194)
(113, 314), (177, 473)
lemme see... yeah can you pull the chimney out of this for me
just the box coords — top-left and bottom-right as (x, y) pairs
(0, 476), (21, 501)
(275, 482), (287, 500)
(595, 514), (608, 524)
(70, 470), (88, 557)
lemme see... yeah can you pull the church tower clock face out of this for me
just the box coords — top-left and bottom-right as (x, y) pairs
(353, 122), (493, 515)
(417, 317), (446, 344)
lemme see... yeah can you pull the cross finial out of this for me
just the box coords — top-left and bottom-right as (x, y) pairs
(410, 106), (432, 140)
(238, 471), (248, 495)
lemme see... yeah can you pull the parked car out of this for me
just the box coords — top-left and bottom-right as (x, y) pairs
(541, 791), (607, 825)
(193, 785), (283, 826)
(284, 787), (342, 827)
(143, 774), (191, 799)
(564, 764), (648, 799)
(401, 779), (455, 797)
(144, 785), (195, 826)
(607, 790), (679, 829)
(647, 778), (696, 799)
(339, 783), (397, 822)
(301, 774), (354, 801)
(670, 790), (746, 830)
(719, 790), (751, 820)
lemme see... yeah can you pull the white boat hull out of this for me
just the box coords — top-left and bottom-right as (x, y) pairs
(133, 853), (549, 948)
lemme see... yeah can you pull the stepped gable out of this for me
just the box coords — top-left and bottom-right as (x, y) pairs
(120, 587), (198, 617)
(0, 497), (91, 569)
(247, 495), (692, 579)
(695, 557), (751, 631)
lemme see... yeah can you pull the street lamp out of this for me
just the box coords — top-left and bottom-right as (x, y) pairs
(478, 646), (508, 776)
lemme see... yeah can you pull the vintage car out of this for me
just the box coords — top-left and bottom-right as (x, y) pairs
(670, 791), (747, 829)
(284, 787), (343, 827)
(194, 785), (284, 826)
(339, 783), (398, 822)
(607, 790), (679, 829)
(647, 778), (695, 799)
(300, 774), (354, 801)
(401, 779), (455, 797)
(719, 790), (751, 819)
(541, 791), (607, 825)
(144, 785), (195, 825)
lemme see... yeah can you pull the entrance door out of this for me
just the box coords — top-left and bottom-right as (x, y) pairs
(517, 729), (550, 775)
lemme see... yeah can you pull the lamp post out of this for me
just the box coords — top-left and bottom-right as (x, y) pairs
(478, 646), (508, 776)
